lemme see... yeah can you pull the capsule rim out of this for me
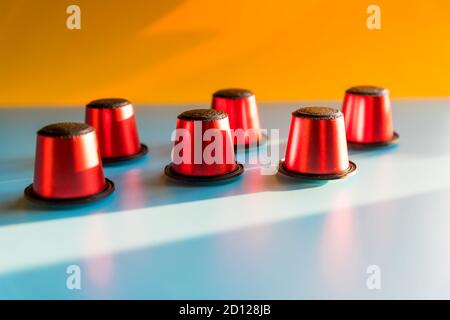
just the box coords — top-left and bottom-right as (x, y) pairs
(86, 98), (130, 109)
(345, 86), (389, 96)
(177, 109), (228, 121)
(347, 132), (400, 150)
(164, 162), (244, 183)
(24, 178), (115, 206)
(37, 122), (94, 138)
(212, 88), (254, 99)
(278, 160), (357, 180)
(101, 143), (148, 165)
(292, 106), (343, 120)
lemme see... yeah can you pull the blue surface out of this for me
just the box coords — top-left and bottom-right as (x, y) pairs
(1, 101), (450, 299)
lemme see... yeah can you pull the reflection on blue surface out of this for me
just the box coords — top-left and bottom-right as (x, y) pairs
(2, 187), (450, 299)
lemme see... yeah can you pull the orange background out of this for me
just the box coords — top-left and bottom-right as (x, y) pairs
(1, 0), (450, 106)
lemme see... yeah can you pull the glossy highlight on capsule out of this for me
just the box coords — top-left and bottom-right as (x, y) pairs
(279, 106), (357, 180)
(24, 122), (114, 205)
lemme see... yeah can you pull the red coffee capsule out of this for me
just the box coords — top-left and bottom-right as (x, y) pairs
(212, 88), (264, 148)
(24, 122), (115, 205)
(342, 86), (399, 148)
(165, 109), (244, 182)
(279, 107), (357, 180)
(85, 98), (148, 164)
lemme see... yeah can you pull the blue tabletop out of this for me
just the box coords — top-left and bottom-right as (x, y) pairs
(0, 100), (450, 299)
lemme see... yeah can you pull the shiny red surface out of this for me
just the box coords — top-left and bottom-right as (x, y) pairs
(171, 118), (237, 176)
(212, 95), (262, 146)
(285, 115), (349, 174)
(342, 93), (394, 143)
(86, 104), (141, 158)
(33, 131), (106, 199)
